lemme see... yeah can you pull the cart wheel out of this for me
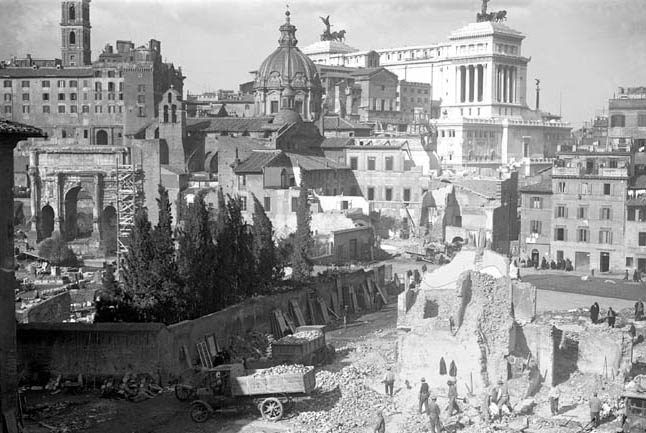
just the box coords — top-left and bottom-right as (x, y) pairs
(260, 397), (284, 421)
(190, 401), (211, 423)
(175, 385), (194, 402)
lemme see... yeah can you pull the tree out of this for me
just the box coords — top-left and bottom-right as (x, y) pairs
(251, 194), (277, 285)
(94, 264), (138, 322)
(38, 233), (78, 267)
(121, 208), (155, 313)
(177, 191), (218, 317)
(149, 185), (185, 323)
(291, 180), (313, 282)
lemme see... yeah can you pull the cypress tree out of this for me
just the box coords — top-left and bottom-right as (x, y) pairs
(121, 208), (155, 317)
(251, 194), (277, 285)
(291, 180), (313, 282)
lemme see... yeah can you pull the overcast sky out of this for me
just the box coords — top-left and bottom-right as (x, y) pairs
(1, 0), (645, 127)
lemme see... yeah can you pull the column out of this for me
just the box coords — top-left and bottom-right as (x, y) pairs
(496, 66), (501, 102)
(477, 64), (483, 102)
(54, 174), (63, 234)
(92, 173), (102, 239)
(28, 151), (39, 233)
(502, 67), (508, 103)
(468, 65), (474, 102)
(508, 67), (513, 104)
(460, 66), (466, 103)
(511, 67), (516, 104)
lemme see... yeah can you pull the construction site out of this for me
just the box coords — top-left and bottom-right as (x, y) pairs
(13, 238), (646, 433)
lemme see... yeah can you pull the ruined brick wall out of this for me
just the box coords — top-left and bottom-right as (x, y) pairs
(578, 328), (631, 377)
(511, 281), (537, 324)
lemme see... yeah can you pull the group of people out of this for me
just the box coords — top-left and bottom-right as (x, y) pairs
(522, 257), (573, 271)
(589, 302), (618, 327)
(378, 372), (462, 433)
(624, 269), (643, 282)
(480, 379), (513, 422)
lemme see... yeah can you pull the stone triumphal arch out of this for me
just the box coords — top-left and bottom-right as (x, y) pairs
(28, 146), (135, 254)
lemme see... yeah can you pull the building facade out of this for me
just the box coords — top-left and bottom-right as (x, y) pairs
(520, 151), (634, 273)
(608, 86), (646, 152)
(0, 1), (183, 143)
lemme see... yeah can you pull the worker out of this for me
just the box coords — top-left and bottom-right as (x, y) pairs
(497, 379), (513, 414)
(419, 378), (430, 414)
(590, 302), (600, 324)
(427, 395), (442, 433)
(373, 410), (385, 433)
(549, 386), (560, 416)
(589, 392), (601, 427)
(382, 366), (395, 397)
(446, 378), (461, 416)
(607, 307), (617, 328)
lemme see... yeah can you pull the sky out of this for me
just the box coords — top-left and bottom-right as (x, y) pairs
(1, 0), (645, 127)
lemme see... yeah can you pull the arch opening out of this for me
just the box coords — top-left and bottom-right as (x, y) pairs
(96, 130), (108, 145)
(101, 206), (118, 256)
(40, 205), (55, 241)
(64, 187), (94, 241)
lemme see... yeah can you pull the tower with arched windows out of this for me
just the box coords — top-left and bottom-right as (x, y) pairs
(61, 0), (91, 67)
(158, 87), (187, 169)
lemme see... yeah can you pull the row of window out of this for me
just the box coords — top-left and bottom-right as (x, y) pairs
(4, 104), (144, 116)
(400, 97), (429, 104)
(466, 130), (496, 139)
(366, 187), (422, 202)
(2, 79), (137, 89)
(350, 155), (400, 171)
(401, 88), (429, 95)
(7, 91), (134, 102)
(440, 129), (457, 138)
(545, 226), (615, 244)
(610, 113), (646, 128)
(551, 205), (614, 220)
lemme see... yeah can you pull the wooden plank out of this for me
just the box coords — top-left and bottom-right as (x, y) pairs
(369, 278), (388, 304)
(290, 300), (307, 327)
(336, 278), (344, 312)
(274, 310), (291, 336)
(318, 298), (330, 324)
(330, 290), (340, 315)
(361, 283), (374, 309)
(350, 285), (359, 313)
(283, 311), (297, 334)
(308, 298), (320, 324)
(197, 341), (213, 368)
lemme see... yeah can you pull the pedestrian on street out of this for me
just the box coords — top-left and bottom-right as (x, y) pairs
(497, 379), (513, 414)
(589, 392), (601, 427)
(634, 269), (642, 282)
(382, 366), (395, 397)
(607, 307), (617, 328)
(418, 378), (430, 414)
(625, 269), (630, 281)
(590, 302), (600, 324)
(373, 410), (385, 433)
(427, 395), (442, 433)
(446, 378), (461, 416)
(549, 386), (560, 416)
(635, 300), (644, 321)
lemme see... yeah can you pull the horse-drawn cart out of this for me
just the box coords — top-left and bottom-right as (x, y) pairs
(186, 363), (316, 423)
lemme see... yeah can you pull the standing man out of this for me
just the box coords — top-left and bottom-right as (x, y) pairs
(497, 379), (513, 414)
(549, 386), (560, 416)
(427, 395), (442, 433)
(589, 392), (601, 427)
(419, 378), (430, 414)
(373, 410), (385, 433)
(607, 307), (617, 328)
(446, 378), (461, 416)
(382, 366), (395, 397)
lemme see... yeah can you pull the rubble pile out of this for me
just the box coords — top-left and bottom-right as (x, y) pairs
(252, 364), (312, 377)
(290, 365), (396, 433)
(277, 330), (322, 344)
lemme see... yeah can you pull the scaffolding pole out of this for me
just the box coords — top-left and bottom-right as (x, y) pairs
(115, 153), (142, 277)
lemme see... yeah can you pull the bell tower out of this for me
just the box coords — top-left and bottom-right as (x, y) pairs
(61, 0), (91, 66)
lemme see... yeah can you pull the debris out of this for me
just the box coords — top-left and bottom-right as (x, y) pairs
(252, 364), (313, 377)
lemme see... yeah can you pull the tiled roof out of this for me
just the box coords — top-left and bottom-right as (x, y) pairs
(284, 152), (349, 170)
(320, 137), (354, 148)
(0, 67), (94, 78)
(520, 177), (553, 194)
(233, 151), (281, 173)
(452, 179), (501, 200)
(323, 116), (370, 131)
(0, 119), (44, 137)
(186, 117), (274, 133)
(350, 67), (389, 77)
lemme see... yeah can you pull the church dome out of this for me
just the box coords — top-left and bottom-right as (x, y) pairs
(254, 11), (321, 91)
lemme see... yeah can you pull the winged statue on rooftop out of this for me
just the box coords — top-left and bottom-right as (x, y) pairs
(319, 15), (346, 42)
(476, 0), (507, 22)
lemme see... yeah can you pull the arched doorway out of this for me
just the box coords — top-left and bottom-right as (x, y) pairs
(40, 205), (55, 241)
(101, 206), (118, 256)
(160, 140), (169, 164)
(531, 249), (540, 268)
(96, 130), (108, 145)
(64, 187), (94, 240)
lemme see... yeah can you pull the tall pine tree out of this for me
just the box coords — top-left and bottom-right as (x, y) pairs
(251, 194), (277, 285)
(291, 179), (313, 282)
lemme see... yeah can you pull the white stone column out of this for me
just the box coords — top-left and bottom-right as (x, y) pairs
(502, 67), (508, 103)
(468, 65), (474, 102)
(92, 174), (101, 240)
